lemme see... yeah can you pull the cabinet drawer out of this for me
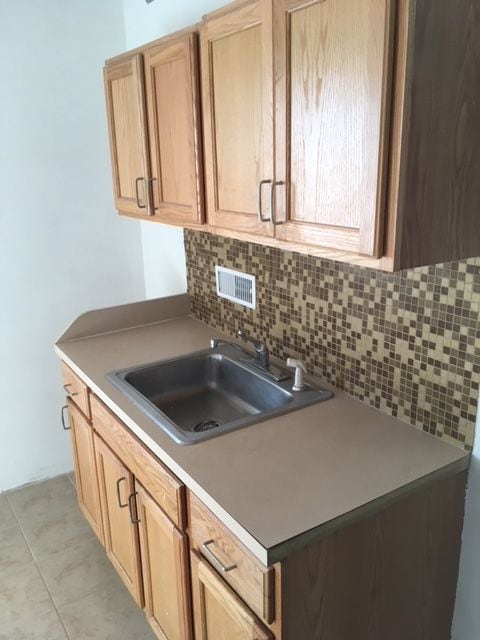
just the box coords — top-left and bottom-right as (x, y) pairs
(188, 492), (275, 624)
(91, 395), (186, 529)
(61, 362), (91, 419)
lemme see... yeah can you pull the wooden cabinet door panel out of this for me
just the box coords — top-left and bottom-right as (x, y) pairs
(274, 0), (394, 255)
(136, 483), (192, 640)
(91, 395), (186, 529)
(201, 0), (275, 236)
(189, 492), (275, 624)
(104, 54), (152, 217)
(191, 551), (273, 640)
(144, 33), (204, 226)
(67, 399), (103, 544)
(94, 434), (144, 607)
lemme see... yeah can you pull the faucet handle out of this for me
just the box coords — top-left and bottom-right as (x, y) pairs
(286, 358), (307, 391)
(237, 329), (270, 369)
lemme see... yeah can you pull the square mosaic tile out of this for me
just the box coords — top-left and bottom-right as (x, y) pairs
(184, 230), (480, 450)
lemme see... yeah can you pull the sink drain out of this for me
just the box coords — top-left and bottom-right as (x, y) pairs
(193, 419), (222, 433)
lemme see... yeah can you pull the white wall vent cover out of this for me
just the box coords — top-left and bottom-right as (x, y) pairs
(215, 265), (256, 309)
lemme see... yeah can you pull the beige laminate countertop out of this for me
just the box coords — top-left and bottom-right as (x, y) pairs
(55, 296), (469, 565)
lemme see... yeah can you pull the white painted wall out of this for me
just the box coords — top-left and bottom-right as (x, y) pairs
(453, 410), (480, 640)
(122, 0), (227, 299)
(0, 0), (146, 491)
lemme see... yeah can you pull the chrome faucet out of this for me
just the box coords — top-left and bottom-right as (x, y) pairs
(237, 330), (270, 369)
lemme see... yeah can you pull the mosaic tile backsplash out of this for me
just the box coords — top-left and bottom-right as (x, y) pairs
(184, 230), (480, 450)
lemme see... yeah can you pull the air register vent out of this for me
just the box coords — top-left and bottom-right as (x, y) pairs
(215, 266), (256, 309)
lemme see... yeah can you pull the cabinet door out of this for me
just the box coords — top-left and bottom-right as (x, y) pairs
(104, 54), (152, 217)
(136, 482), (192, 640)
(274, 0), (394, 256)
(201, 0), (275, 236)
(191, 551), (273, 640)
(94, 434), (144, 607)
(144, 33), (204, 227)
(67, 399), (103, 544)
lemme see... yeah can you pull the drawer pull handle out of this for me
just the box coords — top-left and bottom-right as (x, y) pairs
(271, 180), (285, 226)
(258, 179), (272, 222)
(61, 405), (70, 430)
(63, 384), (78, 398)
(135, 177), (147, 209)
(202, 539), (237, 573)
(116, 477), (128, 508)
(128, 491), (140, 524)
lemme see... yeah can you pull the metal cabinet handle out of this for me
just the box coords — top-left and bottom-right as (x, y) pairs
(135, 177), (147, 209)
(258, 179), (273, 222)
(128, 492), (140, 524)
(61, 405), (70, 430)
(201, 539), (237, 573)
(63, 384), (78, 398)
(271, 181), (286, 226)
(116, 477), (128, 508)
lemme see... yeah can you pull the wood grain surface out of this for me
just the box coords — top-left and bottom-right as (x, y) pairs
(61, 361), (91, 419)
(190, 550), (273, 640)
(137, 482), (193, 640)
(398, 0), (480, 268)
(144, 32), (205, 226)
(103, 55), (151, 216)
(188, 491), (276, 625)
(281, 471), (467, 640)
(274, 0), (393, 256)
(91, 395), (186, 529)
(94, 433), (145, 608)
(200, 0), (275, 236)
(67, 399), (104, 544)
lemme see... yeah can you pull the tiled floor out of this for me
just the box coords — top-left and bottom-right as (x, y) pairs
(0, 474), (155, 640)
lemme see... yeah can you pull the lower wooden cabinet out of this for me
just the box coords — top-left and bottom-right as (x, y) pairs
(94, 433), (144, 608)
(191, 551), (273, 640)
(63, 386), (465, 640)
(136, 482), (193, 640)
(66, 399), (103, 543)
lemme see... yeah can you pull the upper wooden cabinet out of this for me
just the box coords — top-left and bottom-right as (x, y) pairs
(104, 55), (151, 217)
(104, 31), (204, 226)
(200, 0), (480, 271)
(103, 0), (480, 271)
(201, 0), (393, 256)
(273, 0), (393, 257)
(201, 1), (274, 237)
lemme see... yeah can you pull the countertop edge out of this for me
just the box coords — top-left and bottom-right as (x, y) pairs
(265, 455), (469, 564)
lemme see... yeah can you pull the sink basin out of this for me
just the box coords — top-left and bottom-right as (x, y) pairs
(107, 344), (332, 444)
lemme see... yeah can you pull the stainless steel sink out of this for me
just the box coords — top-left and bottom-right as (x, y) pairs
(106, 343), (332, 444)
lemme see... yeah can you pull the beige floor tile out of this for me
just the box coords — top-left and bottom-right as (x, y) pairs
(0, 563), (67, 640)
(7, 475), (76, 525)
(37, 532), (117, 607)
(59, 576), (155, 640)
(0, 493), (16, 531)
(0, 524), (32, 574)
(20, 505), (94, 559)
